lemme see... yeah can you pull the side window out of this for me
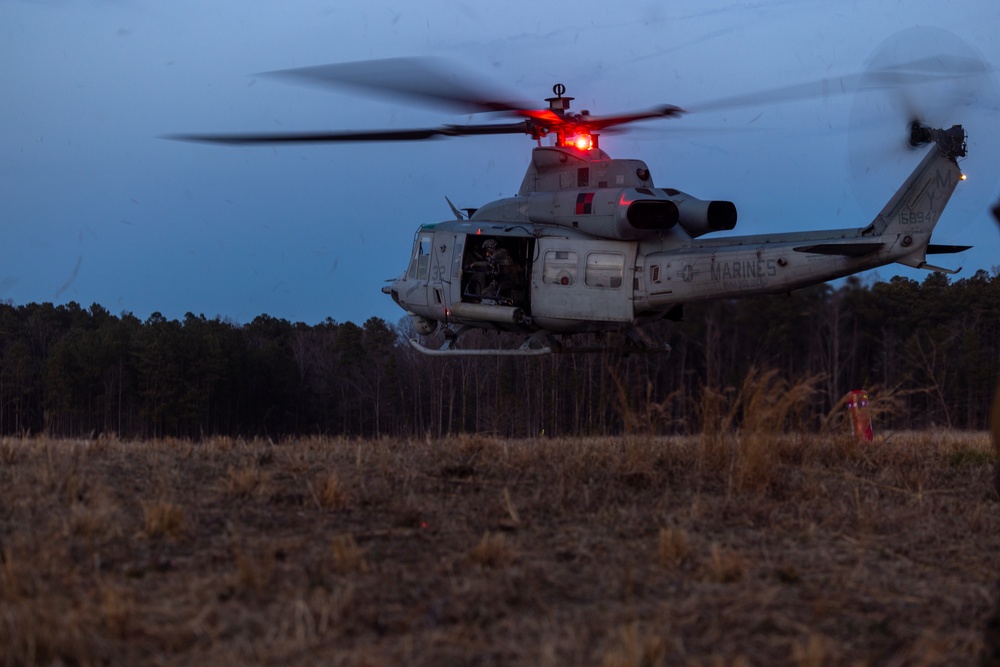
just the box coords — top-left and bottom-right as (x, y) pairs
(585, 251), (624, 288)
(542, 250), (578, 286)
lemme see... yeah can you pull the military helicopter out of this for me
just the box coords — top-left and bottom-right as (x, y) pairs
(171, 55), (982, 355)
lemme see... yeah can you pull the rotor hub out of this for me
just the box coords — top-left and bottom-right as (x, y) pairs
(908, 121), (967, 160)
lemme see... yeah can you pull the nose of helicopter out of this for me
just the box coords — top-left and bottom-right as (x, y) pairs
(381, 283), (399, 306)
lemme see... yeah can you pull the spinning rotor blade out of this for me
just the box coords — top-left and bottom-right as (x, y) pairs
(575, 105), (687, 131)
(262, 57), (537, 116)
(168, 109), (689, 146)
(169, 56), (693, 147)
(260, 58), (690, 140)
(167, 121), (531, 145)
(689, 55), (992, 115)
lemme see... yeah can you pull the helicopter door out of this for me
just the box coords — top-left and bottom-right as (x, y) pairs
(532, 239), (635, 322)
(428, 232), (455, 314)
(404, 232), (434, 308)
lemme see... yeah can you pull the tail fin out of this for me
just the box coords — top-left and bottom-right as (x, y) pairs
(862, 125), (966, 243)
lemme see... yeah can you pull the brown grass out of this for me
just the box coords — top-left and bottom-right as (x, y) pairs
(330, 534), (368, 574)
(311, 471), (349, 510)
(0, 430), (996, 665)
(141, 500), (185, 539)
(656, 527), (689, 569)
(469, 530), (517, 568)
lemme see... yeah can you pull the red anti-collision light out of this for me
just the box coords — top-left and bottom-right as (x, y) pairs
(574, 134), (593, 151)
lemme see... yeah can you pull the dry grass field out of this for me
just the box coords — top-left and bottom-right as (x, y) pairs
(1, 428), (997, 666)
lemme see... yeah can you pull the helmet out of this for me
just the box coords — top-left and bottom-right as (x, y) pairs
(483, 239), (497, 253)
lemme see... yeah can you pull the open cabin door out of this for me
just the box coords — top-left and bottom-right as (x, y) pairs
(457, 235), (534, 310)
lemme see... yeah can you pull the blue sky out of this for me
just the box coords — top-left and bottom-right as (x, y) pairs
(2, 0), (998, 327)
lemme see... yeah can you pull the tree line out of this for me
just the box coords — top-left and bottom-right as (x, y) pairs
(1, 269), (998, 439)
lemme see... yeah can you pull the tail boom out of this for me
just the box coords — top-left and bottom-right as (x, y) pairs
(634, 125), (968, 313)
(861, 124), (966, 268)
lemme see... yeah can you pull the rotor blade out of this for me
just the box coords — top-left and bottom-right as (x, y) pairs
(877, 54), (993, 78)
(165, 121), (531, 145)
(688, 56), (994, 114)
(580, 105), (687, 131)
(262, 57), (537, 115)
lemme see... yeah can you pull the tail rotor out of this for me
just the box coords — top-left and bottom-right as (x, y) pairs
(848, 26), (999, 220)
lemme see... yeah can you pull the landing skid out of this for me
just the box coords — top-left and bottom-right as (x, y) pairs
(409, 337), (552, 356)
(409, 327), (672, 357)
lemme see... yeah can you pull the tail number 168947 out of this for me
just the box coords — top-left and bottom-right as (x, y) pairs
(899, 210), (936, 225)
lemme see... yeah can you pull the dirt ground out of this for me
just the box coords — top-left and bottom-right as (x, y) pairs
(1, 432), (997, 666)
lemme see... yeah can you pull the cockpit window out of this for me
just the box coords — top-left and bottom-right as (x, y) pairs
(408, 234), (433, 280)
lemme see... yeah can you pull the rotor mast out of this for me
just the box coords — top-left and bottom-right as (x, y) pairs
(538, 83), (591, 149)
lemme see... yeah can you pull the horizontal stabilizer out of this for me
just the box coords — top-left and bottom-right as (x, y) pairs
(926, 244), (972, 254)
(793, 242), (884, 257)
(915, 261), (961, 275)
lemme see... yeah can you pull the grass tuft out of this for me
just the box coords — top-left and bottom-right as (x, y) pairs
(140, 500), (185, 539)
(100, 586), (134, 639)
(702, 543), (745, 583)
(601, 623), (666, 667)
(0, 438), (21, 465)
(223, 464), (271, 499)
(948, 448), (996, 469)
(469, 531), (516, 568)
(311, 472), (349, 510)
(791, 633), (834, 667)
(233, 545), (275, 592)
(657, 527), (689, 569)
(697, 368), (821, 493)
(330, 534), (368, 574)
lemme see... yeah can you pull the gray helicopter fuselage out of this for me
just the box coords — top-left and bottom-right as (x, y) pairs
(385, 138), (964, 339)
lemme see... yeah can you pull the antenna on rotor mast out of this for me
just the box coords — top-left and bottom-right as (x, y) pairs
(545, 83), (573, 114)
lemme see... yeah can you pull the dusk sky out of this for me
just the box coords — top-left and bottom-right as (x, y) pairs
(2, 1), (998, 327)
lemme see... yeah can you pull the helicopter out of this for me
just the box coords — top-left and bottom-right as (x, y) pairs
(171, 56), (979, 356)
